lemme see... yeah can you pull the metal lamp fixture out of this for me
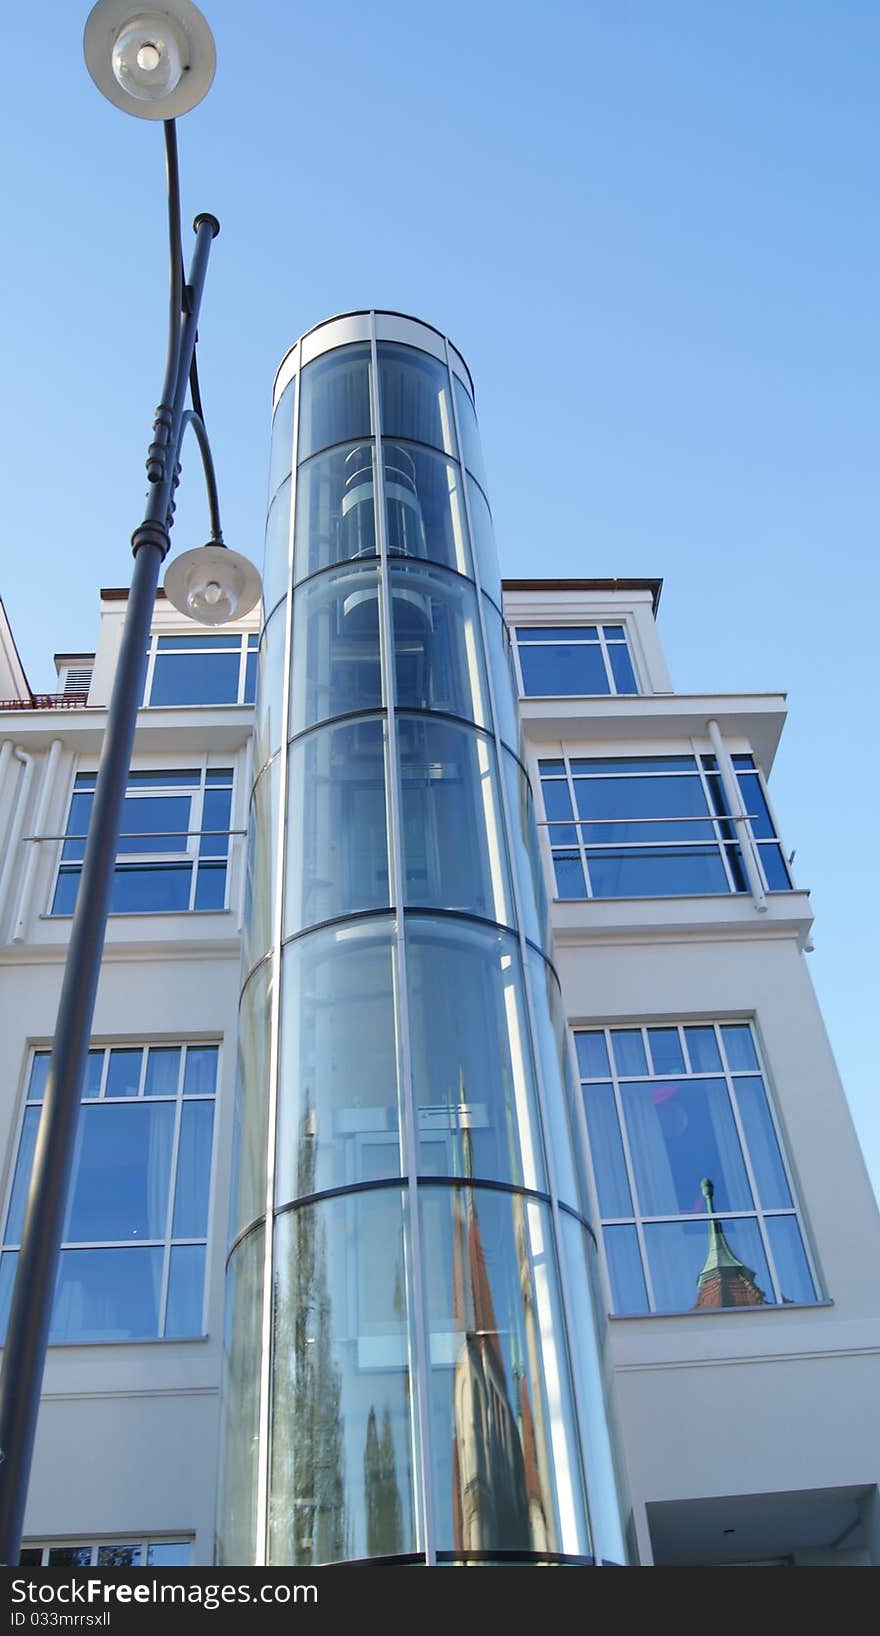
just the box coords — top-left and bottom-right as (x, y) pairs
(0, 0), (261, 1565)
(83, 0), (216, 119)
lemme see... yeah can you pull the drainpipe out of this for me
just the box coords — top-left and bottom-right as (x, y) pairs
(0, 741), (13, 808)
(0, 748), (34, 940)
(707, 719), (767, 911)
(12, 740), (62, 943)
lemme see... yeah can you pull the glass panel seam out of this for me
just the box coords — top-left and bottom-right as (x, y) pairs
(448, 338), (595, 1559)
(371, 316), (436, 1564)
(254, 323), (301, 1567)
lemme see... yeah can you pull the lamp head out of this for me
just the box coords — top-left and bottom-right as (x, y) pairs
(84, 0), (216, 120)
(164, 544), (262, 626)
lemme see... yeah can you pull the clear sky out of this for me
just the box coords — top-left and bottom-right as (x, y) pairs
(2, 1), (878, 1199)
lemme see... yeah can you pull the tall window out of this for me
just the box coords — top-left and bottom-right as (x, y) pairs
(538, 754), (791, 899)
(576, 1021), (818, 1314)
(513, 626), (638, 697)
(19, 1538), (191, 1567)
(0, 1044), (218, 1343)
(51, 766), (234, 915)
(144, 633), (258, 707)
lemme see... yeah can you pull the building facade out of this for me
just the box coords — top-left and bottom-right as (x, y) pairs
(0, 312), (878, 1567)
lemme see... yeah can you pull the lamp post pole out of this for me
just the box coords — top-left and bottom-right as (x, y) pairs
(0, 3), (259, 1565)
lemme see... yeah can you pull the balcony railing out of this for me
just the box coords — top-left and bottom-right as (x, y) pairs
(0, 693), (90, 711)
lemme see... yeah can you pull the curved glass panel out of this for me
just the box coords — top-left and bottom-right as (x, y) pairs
(378, 343), (455, 456)
(269, 380), (296, 499)
(230, 959), (272, 1238)
(398, 716), (514, 927)
(384, 443), (471, 577)
(483, 598), (519, 750)
(294, 442), (378, 583)
(217, 1225), (264, 1567)
(285, 717), (389, 936)
(263, 476), (292, 619)
(242, 756), (279, 980)
(557, 1215), (628, 1565)
(298, 344), (372, 463)
(390, 563), (490, 728)
(254, 603), (287, 770)
(268, 1191), (417, 1565)
(467, 478), (500, 596)
(406, 917), (546, 1191)
(454, 377), (487, 493)
(289, 563), (383, 735)
(502, 748), (550, 952)
(419, 1184), (589, 1557)
(526, 948), (584, 1214)
(276, 917), (402, 1203)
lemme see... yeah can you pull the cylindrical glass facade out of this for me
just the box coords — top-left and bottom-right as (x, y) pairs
(218, 312), (626, 1567)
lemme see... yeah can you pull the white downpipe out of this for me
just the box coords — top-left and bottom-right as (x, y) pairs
(0, 748), (35, 940)
(12, 739), (62, 942)
(707, 718), (767, 911)
(0, 740), (13, 809)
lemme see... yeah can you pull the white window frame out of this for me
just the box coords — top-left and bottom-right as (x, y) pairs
(574, 1018), (821, 1315)
(143, 631), (259, 708)
(535, 748), (790, 901)
(49, 759), (235, 916)
(512, 623), (640, 699)
(1, 1041), (221, 1343)
(19, 1536), (193, 1567)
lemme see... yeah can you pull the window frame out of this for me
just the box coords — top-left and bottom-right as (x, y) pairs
(512, 623), (640, 699)
(574, 1019), (821, 1315)
(19, 1536), (193, 1567)
(50, 760), (236, 917)
(536, 751), (791, 901)
(143, 630), (259, 709)
(1, 1042), (221, 1344)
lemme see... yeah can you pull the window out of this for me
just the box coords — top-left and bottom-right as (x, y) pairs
(538, 754), (791, 899)
(514, 626), (638, 697)
(144, 633), (259, 707)
(0, 1044), (218, 1342)
(51, 766), (234, 915)
(576, 1021), (818, 1314)
(19, 1538), (191, 1566)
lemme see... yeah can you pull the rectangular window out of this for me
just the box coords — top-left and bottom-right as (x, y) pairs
(514, 625), (639, 697)
(538, 754), (791, 900)
(576, 1021), (818, 1314)
(1, 1044), (218, 1343)
(144, 633), (259, 707)
(51, 767), (234, 915)
(19, 1538), (191, 1566)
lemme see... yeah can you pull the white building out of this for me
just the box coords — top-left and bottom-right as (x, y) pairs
(1, 313), (878, 1569)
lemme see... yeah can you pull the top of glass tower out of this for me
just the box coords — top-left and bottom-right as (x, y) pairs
(272, 309), (475, 409)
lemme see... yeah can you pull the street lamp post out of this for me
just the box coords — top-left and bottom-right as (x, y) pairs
(0, 0), (260, 1564)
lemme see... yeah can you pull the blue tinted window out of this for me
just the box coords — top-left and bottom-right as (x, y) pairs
(27, 1054), (50, 1101)
(579, 1019), (816, 1315)
(53, 769), (231, 917)
(732, 1077), (792, 1208)
(149, 651), (240, 707)
(609, 644), (638, 694)
(622, 1077), (752, 1216)
(541, 780), (574, 821)
(603, 1226), (649, 1314)
(519, 643), (609, 696)
(552, 852), (586, 897)
(685, 1027), (723, 1072)
(515, 627), (599, 643)
(765, 1217), (815, 1304)
(647, 1028), (685, 1075)
(575, 1032), (610, 1079)
(452, 376), (486, 488)
(645, 1218), (774, 1312)
(584, 1086), (632, 1217)
(3, 1043), (217, 1343)
(586, 847), (731, 898)
(758, 843), (791, 890)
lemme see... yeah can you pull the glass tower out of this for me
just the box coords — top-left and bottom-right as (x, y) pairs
(218, 312), (627, 1567)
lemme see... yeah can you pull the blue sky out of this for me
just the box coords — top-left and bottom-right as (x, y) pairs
(3, 1), (878, 1198)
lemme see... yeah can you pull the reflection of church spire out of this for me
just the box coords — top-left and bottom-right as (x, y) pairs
(694, 1178), (767, 1309)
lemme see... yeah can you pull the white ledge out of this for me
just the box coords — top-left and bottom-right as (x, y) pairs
(518, 691), (787, 773)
